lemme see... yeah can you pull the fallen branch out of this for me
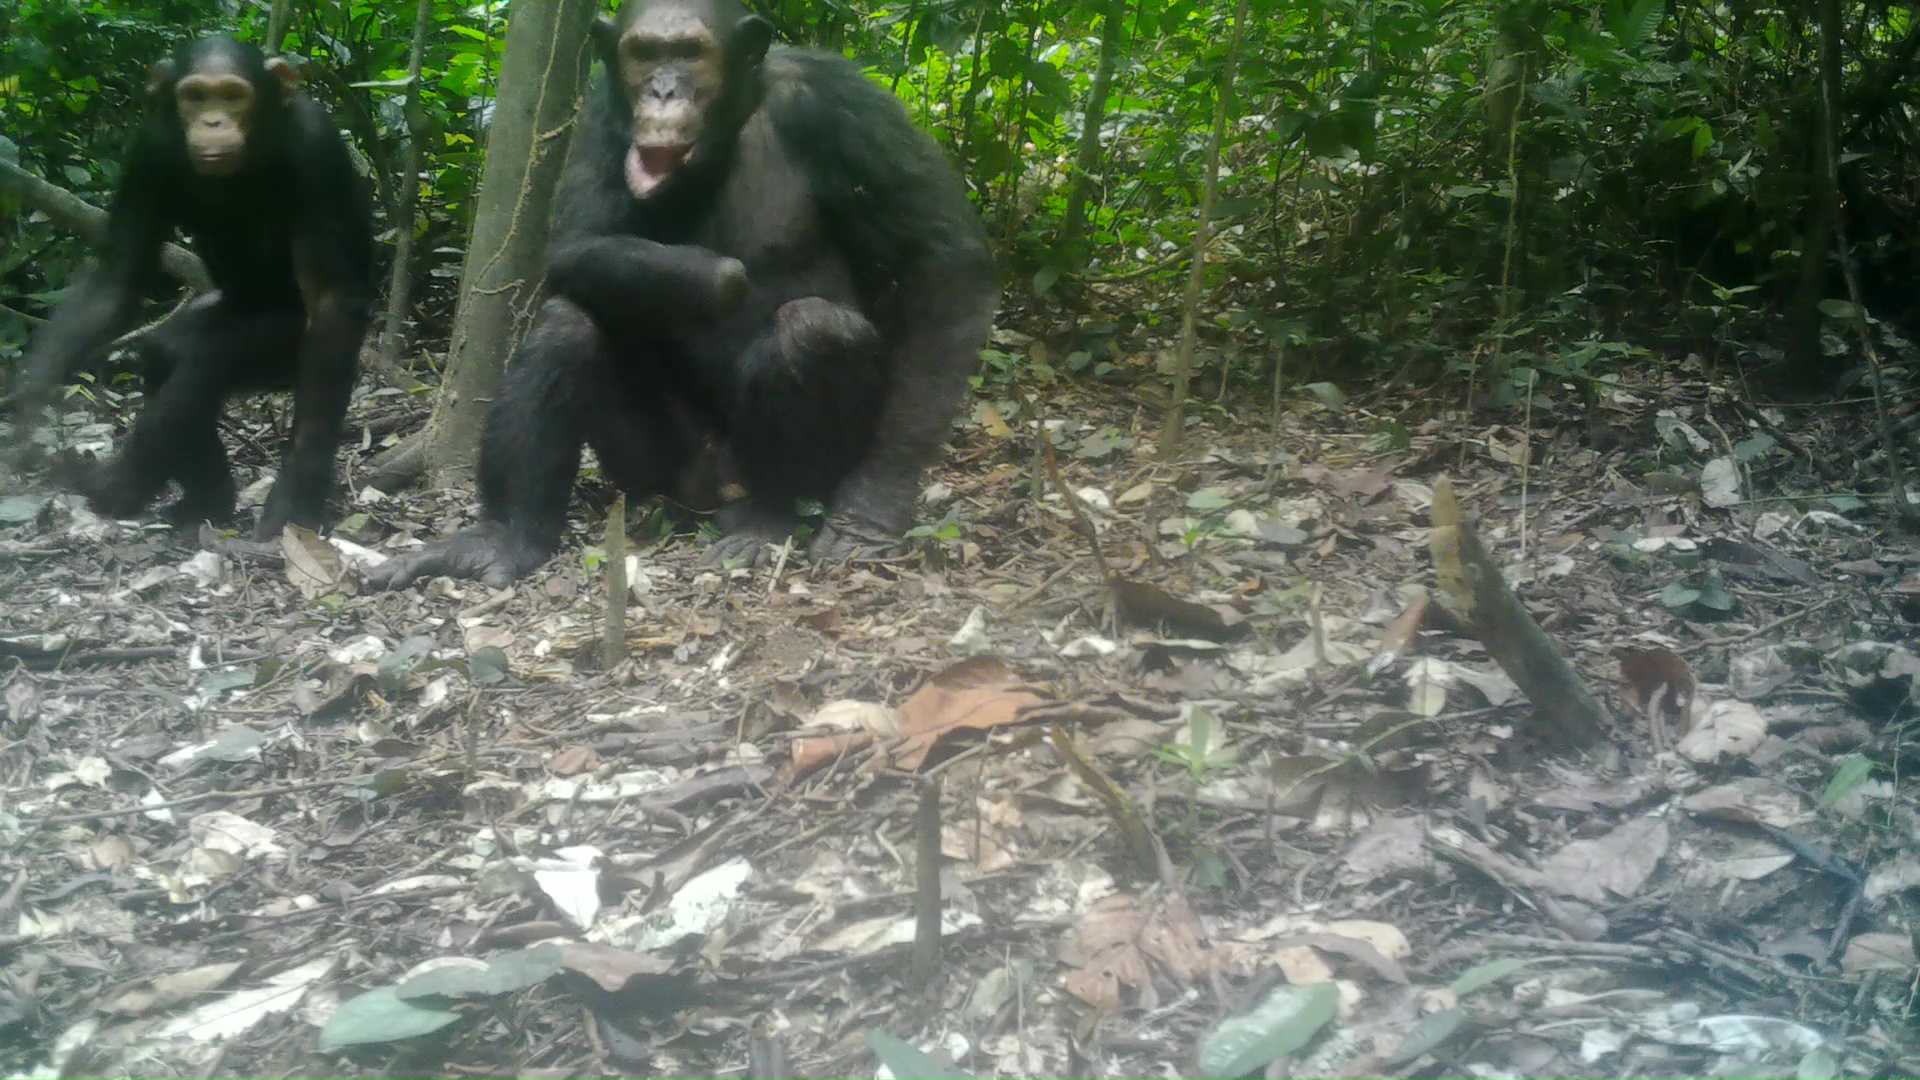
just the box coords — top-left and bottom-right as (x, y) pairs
(1429, 477), (1611, 746)
(0, 160), (211, 292)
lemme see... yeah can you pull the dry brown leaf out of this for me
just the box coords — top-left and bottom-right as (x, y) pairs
(1061, 892), (1215, 1013)
(1618, 646), (1696, 728)
(556, 942), (675, 991)
(1681, 778), (1807, 827)
(282, 524), (349, 599)
(1274, 945), (1334, 983)
(100, 961), (244, 1017)
(1677, 700), (1770, 763)
(1539, 816), (1670, 902)
(1372, 593), (1431, 665)
(547, 746), (601, 776)
(1841, 932), (1916, 977)
(1340, 815), (1429, 885)
(890, 658), (1048, 770)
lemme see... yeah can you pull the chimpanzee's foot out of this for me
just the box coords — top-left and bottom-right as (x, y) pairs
(74, 459), (162, 523)
(366, 521), (548, 590)
(161, 494), (240, 534)
(809, 511), (907, 563)
(253, 477), (321, 540)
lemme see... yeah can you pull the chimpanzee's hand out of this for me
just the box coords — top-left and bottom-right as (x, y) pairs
(701, 501), (796, 568)
(366, 521), (547, 590)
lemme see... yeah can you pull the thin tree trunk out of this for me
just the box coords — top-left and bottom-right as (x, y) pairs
(1060, 0), (1125, 252)
(1785, 0), (1842, 386)
(1157, 0), (1248, 460)
(418, 0), (598, 487)
(266, 0), (294, 52)
(376, 0), (435, 378)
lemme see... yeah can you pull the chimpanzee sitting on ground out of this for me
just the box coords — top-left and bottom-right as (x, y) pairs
(366, 0), (996, 589)
(8, 34), (374, 539)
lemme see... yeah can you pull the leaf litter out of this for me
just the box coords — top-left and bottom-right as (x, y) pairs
(0, 362), (1918, 1079)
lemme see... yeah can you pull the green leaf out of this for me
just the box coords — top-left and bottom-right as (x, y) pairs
(397, 945), (562, 1001)
(468, 646), (510, 686)
(1816, 299), (1861, 321)
(1660, 582), (1702, 609)
(1732, 434), (1776, 462)
(1198, 982), (1338, 1077)
(318, 986), (460, 1050)
(1450, 956), (1540, 996)
(1820, 756), (1874, 808)
(1033, 264), (1063, 295)
(865, 1030), (971, 1080)
(1186, 489), (1233, 512)
(377, 636), (437, 696)
(1694, 575), (1735, 612)
(1386, 1006), (1467, 1065)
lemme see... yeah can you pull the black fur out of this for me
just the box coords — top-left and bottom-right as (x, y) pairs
(369, 0), (994, 589)
(10, 34), (374, 539)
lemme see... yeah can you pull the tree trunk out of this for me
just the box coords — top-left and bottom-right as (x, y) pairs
(375, 0), (436, 377)
(418, 0), (597, 487)
(1785, 0), (1842, 386)
(266, 0), (294, 52)
(1156, 0), (1247, 460)
(1060, 0), (1125, 253)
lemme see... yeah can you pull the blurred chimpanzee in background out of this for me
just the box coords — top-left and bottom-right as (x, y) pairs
(9, 33), (373, 540)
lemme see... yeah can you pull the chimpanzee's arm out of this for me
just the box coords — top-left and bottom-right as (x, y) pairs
(12, 135), (172, 416)
(775, 55), (998, 551)
(537, 79), (752, 336)
(256, 100), (374, 538)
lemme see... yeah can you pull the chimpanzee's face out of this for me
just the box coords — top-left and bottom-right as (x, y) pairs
(151, 44), (296, 178)
(601, 0), (771, 199)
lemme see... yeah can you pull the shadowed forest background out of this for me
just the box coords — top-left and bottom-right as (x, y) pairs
(5, 0), (1916, 419)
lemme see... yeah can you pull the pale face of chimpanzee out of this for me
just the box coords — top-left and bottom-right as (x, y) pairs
(603, 0), (770, 199)
(151, 51), (298, 177)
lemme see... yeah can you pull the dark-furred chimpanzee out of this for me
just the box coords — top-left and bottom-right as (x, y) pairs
(9, 34), (374, 539)
(366, 0), (995, 589)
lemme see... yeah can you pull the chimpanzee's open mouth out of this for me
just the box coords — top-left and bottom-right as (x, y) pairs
(625, 144), (693, 198)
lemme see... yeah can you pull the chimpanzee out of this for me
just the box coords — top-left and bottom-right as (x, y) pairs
(8, 34), (374, 539)
(366, 0), (995, 589)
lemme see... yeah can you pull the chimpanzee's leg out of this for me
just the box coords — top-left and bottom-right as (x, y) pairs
(367, 297), (688, 590)
(81, 300), (302, 528)
(254, 288), (371, 539)
(700, 297), (888, 565)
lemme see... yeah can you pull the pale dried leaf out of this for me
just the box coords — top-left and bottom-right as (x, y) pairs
(1677, 700), (1770, 763)
(1539, 817), (1670, 902)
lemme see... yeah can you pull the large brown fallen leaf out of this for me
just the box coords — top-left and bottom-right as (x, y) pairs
(890, 657), (1049, 769)
(1060, 892), (1215, 1012)
(1538, 816), (1670, 902)
(282, 524), (350, 599)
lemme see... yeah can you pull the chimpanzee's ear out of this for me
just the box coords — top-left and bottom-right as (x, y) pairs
(146, 59), (178, 97)
(265, 56), (301, 92)
(733, 15), (773, 67)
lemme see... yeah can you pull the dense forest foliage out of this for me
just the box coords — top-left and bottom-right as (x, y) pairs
(3, 0), (1916, 403)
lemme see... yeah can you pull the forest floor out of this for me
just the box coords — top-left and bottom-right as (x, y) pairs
(2, 342), (1920, 1080)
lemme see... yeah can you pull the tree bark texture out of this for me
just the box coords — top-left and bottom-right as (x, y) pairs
(421, 0), (598, 485)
